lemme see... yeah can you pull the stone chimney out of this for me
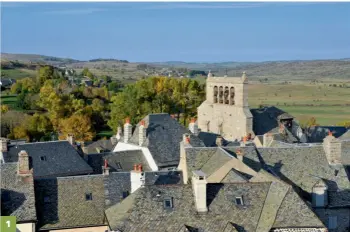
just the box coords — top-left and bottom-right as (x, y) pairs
(263, 133), (273, 147)
(116, 126), (122, 141)
(183, 134), (191, 147)
(236, 149), (244, 161)
(0, 138), (8, 152)
(216, 136), (223, 147)
(110, 136), (118, 145)
(67, 134), (75, 145)
(139, 120), (146, 146)
(240, 136), (247, 147)
(130, 164), (145, 193)
(124, 118), (132, 143)
(80, 142), (88, 154)
(323, 131), (342, 165)
(242, 71), (247, 83)
(17, 150), (31, 176)
(189, 118), (199, 136)
(102, 159), (110, 176)
(192, 170), (208, 213)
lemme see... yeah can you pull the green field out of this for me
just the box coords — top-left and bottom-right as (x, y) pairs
(0, 94), (20, 110)
(248, 84), (350, 125)
(1, 68), (36, 79)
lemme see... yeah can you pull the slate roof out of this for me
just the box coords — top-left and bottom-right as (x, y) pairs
(34, 170), (184, 230)
(3, 141), (93, 178)
(34, 175), (106, 230)
(83, 139), (117, 154)
(105, 182), (325, 232)
(250, 106), (292, 136)
(0, 163), (37, 222)
(86, 150), (151, 174)
(306, 126), (348, 143)
(339, 129), (350, 140)
(0, 78), (16, 87)
(255, 146), (350, 193)
(128, 114), (205, 168)
(198, 131), (240, 147)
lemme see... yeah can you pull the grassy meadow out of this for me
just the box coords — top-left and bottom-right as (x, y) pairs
(248, 83), (350, 125)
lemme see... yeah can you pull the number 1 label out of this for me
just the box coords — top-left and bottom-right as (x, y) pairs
(1, 216), (16, 232)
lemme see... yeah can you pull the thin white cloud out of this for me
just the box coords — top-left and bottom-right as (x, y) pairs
(44, 8), (107, 15)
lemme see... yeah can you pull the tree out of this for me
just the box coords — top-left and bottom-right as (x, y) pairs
(81, 68), (94, 79)
(59, 114), (95, 141)
(337, 121), (350, 128)
(1, 105), (9, 114)
(38, 65), (54, 84)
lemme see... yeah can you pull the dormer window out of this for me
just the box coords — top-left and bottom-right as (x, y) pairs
(122, 191), (129, 199)
(40, 156), (47, 161)
(85, 193), (92, 201)
(235, 196), (244, 205)
(164, 197), (173, 209)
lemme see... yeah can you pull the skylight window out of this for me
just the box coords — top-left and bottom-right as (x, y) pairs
(85, 193), (93, 201)
(40, 156), (47, 161)
(115, 162), (122, 170)
(164, 197), (173, 209)
(235, 196), (244, 206)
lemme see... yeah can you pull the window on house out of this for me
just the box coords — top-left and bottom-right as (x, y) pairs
(44, 196), (50, 203)
(164, 197), (173, 209)
(40, 156), (47, 161)
(85, 193), (93, 201)
(328, 216), (337, 229)
(115, 162), (122, 170)
(235, 196), (244, 205)
(122, 191), (129, 199)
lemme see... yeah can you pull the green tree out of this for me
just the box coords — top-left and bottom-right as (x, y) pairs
(38, 65), (54, 85)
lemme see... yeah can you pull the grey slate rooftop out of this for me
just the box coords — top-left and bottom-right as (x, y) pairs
(34, 170), (183, 230)
(86, 150), (151, 174)
(3, 141), (93, 178)
(305, 126), (348, 143)
(105, 182), (325, 232)
(0, 163), (37, 223)
(34, 175), (106, 230)
(250, 106), (291, 136)
(128, 113), (205, 168)
(83, 138), (117, 154)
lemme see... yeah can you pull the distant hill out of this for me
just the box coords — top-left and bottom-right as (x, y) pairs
(1, 53), (80, 65)
(2, 53), (350, 81)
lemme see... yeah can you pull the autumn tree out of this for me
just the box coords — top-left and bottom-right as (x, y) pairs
(38, 65), (55, 85)
(59, 114), (95, 141)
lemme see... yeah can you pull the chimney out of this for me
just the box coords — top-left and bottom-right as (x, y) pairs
(279, 124), (286, 134)
(130, 164), (145, 193)
(263, 133), (273, 147)
(236, 149), (244, 161)
(183, 134), (191, 147)
(216, 136), (223, 147)
(116, 126), (122, 141)
(80, 142), (88, 154)
(139, 120), (146, 146)
(189, 118), (199, 136)
(323, 132), (342, 165)
(67, 134), (75, 145)
(242, 71), (247, 82)
(18, 150), (31, 176)
(0, 138), (8, 152)
(102, 159), (110, 176)
(124, 118), (132, 143)
(240, 136), (247, 147)
(192, 170), (208, 213)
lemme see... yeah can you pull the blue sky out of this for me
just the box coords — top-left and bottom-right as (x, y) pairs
(1, 2), (350, 62)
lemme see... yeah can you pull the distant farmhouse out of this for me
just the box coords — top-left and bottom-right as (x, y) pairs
(1, 72), (350, 232)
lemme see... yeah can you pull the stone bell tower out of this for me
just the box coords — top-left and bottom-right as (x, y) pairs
(197, 71), (253, 141)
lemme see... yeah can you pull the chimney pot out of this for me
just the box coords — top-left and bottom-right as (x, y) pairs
(192, 170), (208, 213)
(18, 150), (31, 176)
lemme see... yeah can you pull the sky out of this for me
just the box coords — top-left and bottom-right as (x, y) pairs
(1, 2), (350, 62)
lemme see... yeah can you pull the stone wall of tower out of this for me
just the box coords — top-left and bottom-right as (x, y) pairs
(197, 74), (253, 141)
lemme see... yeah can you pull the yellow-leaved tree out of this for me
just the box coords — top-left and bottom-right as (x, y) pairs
(58, 114), (95, 141)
